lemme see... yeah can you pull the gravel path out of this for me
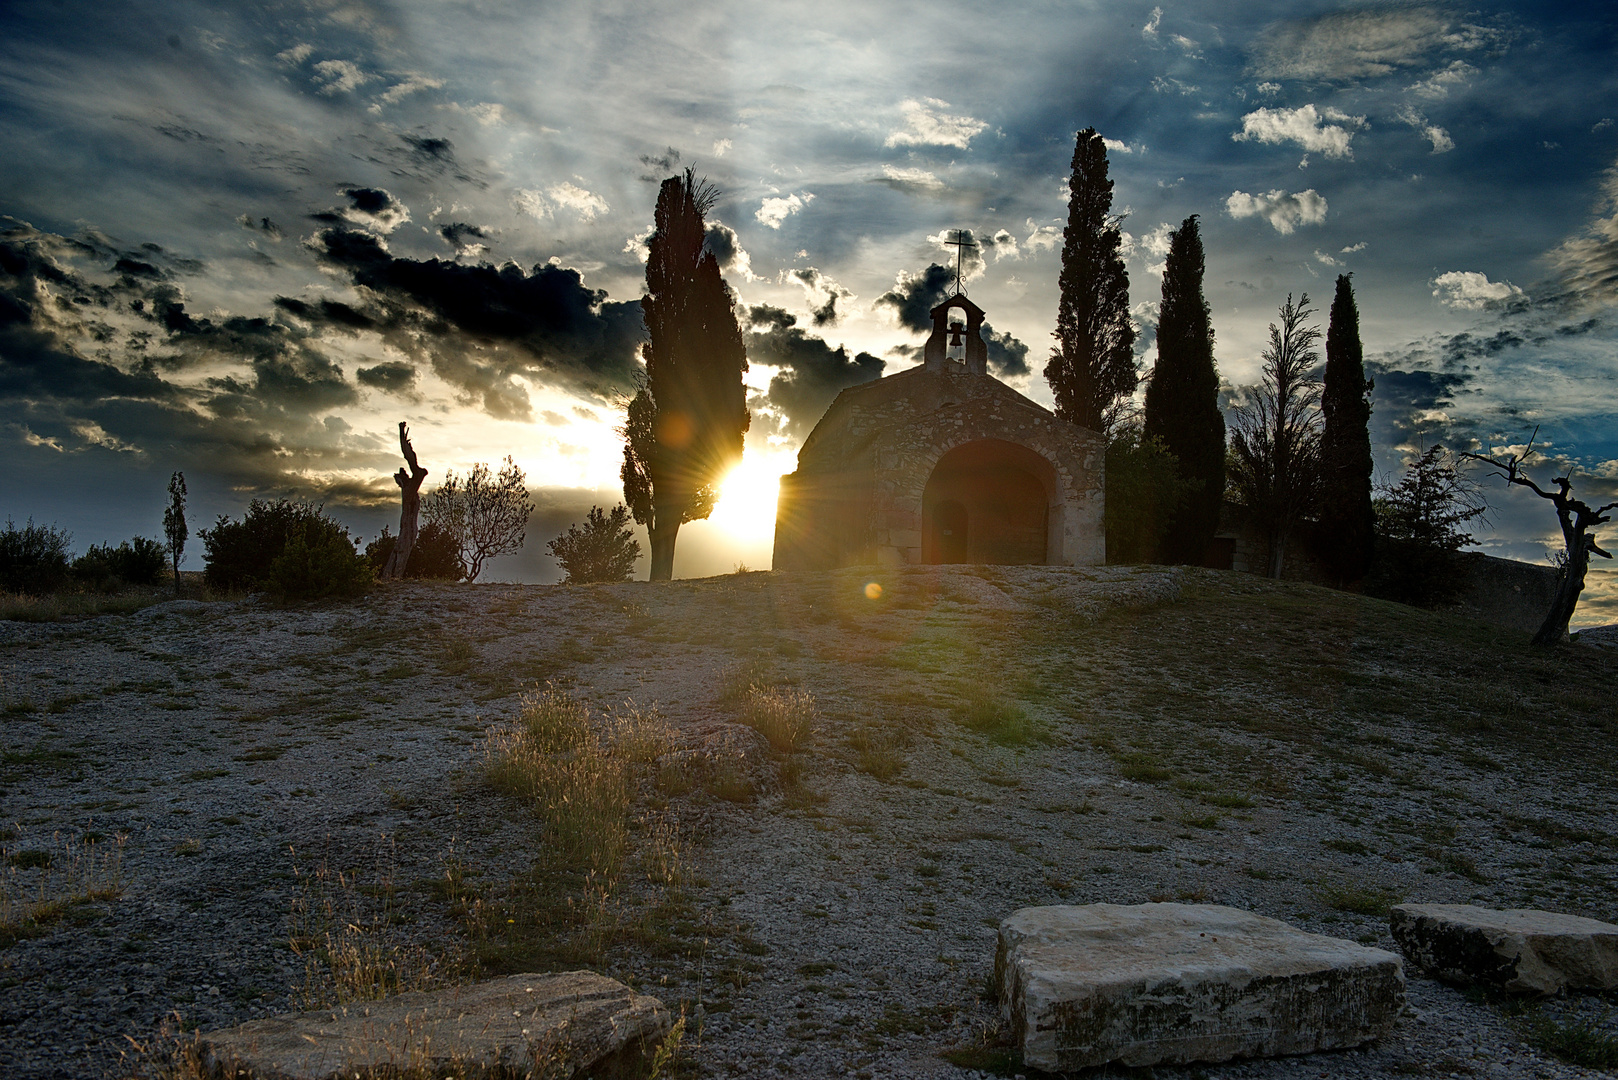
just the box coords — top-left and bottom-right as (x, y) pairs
(1, 568), (1614, 1079)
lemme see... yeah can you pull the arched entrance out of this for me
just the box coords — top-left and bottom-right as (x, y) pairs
(921, 439), (1057, 564)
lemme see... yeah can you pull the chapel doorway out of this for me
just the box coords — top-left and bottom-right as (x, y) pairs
(921, 439), (1055, 564)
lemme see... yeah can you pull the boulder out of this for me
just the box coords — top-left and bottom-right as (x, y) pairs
(1390, 903), (1618, 995)
(198, 971), (669, 1079)
(995, 903), (1405, 1071)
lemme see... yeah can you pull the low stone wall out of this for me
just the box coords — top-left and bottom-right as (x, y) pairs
(1445, 552), (1559, 636)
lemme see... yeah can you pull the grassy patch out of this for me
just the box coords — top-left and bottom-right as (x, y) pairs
(1314, 880), (1404, 917)
(739, 686), (816, 752)
(1, 832), (124, 948)
(1521, 1009), (1618, 1069)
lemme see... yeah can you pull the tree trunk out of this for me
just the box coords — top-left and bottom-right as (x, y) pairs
(648, 518), (680, 581)
(1532, 532), (1590, 647)
(382, 422), (428, 580)
(1268, 528), (1288, 579)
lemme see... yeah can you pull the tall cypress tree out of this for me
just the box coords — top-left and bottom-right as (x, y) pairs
(1318, 273), (1375, 583)
(1143, 215), (1224, 565)
(621, 169), (750, 581)
(1045, 127), (1136, 433)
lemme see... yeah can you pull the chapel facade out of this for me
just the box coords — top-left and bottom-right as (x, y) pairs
(772, 291), (1105, 569)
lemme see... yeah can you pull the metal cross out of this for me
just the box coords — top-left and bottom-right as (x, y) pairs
(942, 229), (977, 294)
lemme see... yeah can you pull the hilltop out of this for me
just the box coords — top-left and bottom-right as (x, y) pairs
(1, 566), (1615, 1079)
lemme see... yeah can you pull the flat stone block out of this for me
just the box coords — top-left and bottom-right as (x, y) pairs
(198, 971), (668, 1079)
(1390, 903), (1618, 995)
(996, 903), (1405, 1071)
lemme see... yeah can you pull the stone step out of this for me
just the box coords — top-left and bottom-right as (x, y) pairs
(197, 971), (669, 1079)
(995, 902), (1405, 1071)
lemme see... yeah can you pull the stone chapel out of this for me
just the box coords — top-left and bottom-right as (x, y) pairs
(772, 289), (1105, 569)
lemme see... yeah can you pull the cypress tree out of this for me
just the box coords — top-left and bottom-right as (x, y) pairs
(1045, 128), (1136, 433)
(1143, 215), (1224, 565)
(621, 169), (750, 581)
(1318, 273), (1375, 583)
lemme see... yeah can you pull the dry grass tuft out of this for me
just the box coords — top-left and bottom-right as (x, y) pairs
(1, 831), (125, 948)
(740, 686), (816, 751)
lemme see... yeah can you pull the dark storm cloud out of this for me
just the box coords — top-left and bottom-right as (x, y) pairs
(787, 267), (851, 326)
(439, 222), (490, 256)
(703, 222), (751, 279)
(875, 262), (1031, 378)
(638, 147), (682, 182)
(401, 134), (454, 165)
(237, 215), (283, 241)
(745, 308), (882, 438)
(355, 360), (417, 393)
(307, 226), (646, 415)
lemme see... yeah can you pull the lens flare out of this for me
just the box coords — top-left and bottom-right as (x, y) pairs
(864, 581), (882, 600)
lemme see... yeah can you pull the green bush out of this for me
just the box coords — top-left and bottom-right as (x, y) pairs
(70, 537), (168, 591)
(1105, 430), (1193, 564)
(364, 521), (465, 580)
(547, 504), (641, 584)
(0, 520), (72, 595)
(200, 499), (370, 599)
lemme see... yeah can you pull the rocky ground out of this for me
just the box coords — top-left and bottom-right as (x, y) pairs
(1, 566), (1616, 1079)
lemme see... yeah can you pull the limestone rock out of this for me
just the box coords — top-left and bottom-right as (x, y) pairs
(1390, 903), (1618, 995)
(198, 971), (669, 1079)
(995, 903), (1405, 1071)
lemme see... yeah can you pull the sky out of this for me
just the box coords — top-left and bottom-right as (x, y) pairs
(2, 0), (1617, 617)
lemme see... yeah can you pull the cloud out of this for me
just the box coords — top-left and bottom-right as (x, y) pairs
(1431, 270), (1525, 309)
(703, 222), (754, 281)
(638, 147), (681, 182)
(515, 183), (611, 222)
(309, 227), (647, 411)
(276, 44), (313, 66)
(236, 215), (283, 242)
(1233, 105), (1366, 159)
(745, 309), (883, 437)
(549, 182), (610, 221)
(1142, 7), (1162, 40)
(1394, 105), (1454, 153)
(312, 59), (374, 96)
(1226, 188), (1328, 234)
(355, 360), (417, 393)
(755, 193), (811, 229)
(884, 98), (988, 149)
(1314, 250), (1340, 266)
(1341, 241), (1368, 254)
(375, 73), (444, 108)
(712, 138), (732, 157)
(1407, 60), (1477, 98)
(875, 165), (944, 194)
(784, 267), (853, 326)
(314, 187), (411, 234)
(1136, 222), (1176, 273)
(1549, 159), (1618, 308)
(1247, 7), (1502, 82)
(438, 222), (490, 258)
(1024, 220), (1060, 252)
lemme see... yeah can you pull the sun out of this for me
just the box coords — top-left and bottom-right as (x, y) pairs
(706, 451), (793, 543)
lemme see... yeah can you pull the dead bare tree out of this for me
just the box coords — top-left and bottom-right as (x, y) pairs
(1462, 427), (1618, 646)
(381, 422), (428, 580)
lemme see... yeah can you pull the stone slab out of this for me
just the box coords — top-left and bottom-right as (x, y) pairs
(1390, 903), (1618, 995)
(198, 971), (669, 1079)
(995, 903), (1405, 1071)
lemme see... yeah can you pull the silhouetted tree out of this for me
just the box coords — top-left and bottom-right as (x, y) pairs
(423, 457), (534, 582)
(381, 422), (428, 580)
(199, 499), (370, 599)
(1228, 293), (1323, 578)
(548, 505), (642, 584)
(622, 169), (750, 581)
(1143, 215), (1224, 564)
(0, 519), (72, 595)
(1367, 445), (1485, 609)
(1318, 275), (1376, 584)
(1462, 428), (1616, 646)
(1104, 427), (1190, 564)
(164, 471), (186, 594)
(364, 521), (464, 580)
(1045, 128), (1136, 434)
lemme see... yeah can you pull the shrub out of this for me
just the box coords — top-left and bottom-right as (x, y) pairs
(364, 521), (465, 581)
(547, 504), (642, 584)
(0, 520), (72, 596)
(200, 499), (370, 599)
(1104, 430), (1192, 564)
(70, 537), (168, 591)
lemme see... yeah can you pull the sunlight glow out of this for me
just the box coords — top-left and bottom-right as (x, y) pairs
(706, 451), (794, 543)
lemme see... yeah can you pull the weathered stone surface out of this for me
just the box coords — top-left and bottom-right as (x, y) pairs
(198, 971), (669, 1079)
(996, 904), (1405, 1071)
(1390, 903), (1618, 995)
